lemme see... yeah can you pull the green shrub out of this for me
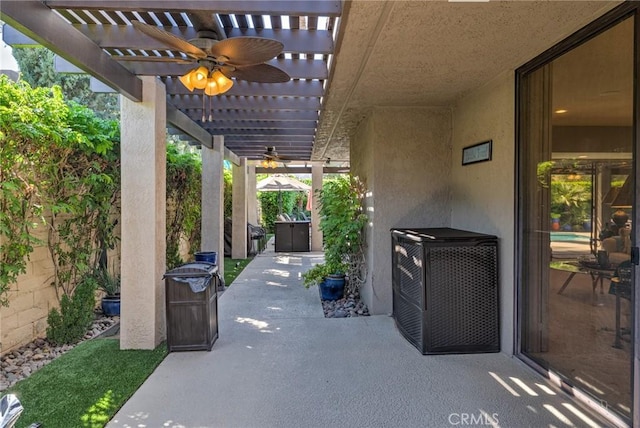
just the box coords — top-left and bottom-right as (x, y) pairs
(259, 191), (296, 232)
(46, 275), (97, 345)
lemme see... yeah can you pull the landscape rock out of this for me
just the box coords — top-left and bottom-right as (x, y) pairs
(0, 314), (119, 392)
(321, 293), (370, 318)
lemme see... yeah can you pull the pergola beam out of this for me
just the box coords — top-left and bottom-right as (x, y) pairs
(166, 106), (241, 165)
(166, 104), (212, 148)
(43, 1), (342, 16)
(0, 1), (142, 101)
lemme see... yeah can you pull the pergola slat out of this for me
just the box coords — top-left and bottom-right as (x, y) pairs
(198, 120), (317, 129)
(45, 1), (342, 17)
(221, 135), (314, 142)
(181, 109), (319, 122)
(169, 95), (321, 110)
(118, 57), (329, 79)
(163, 78), (324, 96)
(203, 128), (315, 136)
(75, 25), (333, 54)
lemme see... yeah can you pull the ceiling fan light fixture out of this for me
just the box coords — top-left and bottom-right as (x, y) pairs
(261, 159), (277, 168)
(204, 77), (220, 96)
(178, 72), (196, 91)
(192, 66), (209, 89)
(212, 70), (233, 94)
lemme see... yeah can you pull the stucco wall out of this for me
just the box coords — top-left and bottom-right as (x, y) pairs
(451, 71), (516, 353)
(351, 107), (452, 314)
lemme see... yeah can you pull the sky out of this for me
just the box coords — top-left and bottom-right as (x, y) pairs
(0, 26), (19, 71)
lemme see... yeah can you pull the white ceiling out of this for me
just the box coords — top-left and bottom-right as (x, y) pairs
(552, 15), (633, 127)
(314, 0), (622, 161)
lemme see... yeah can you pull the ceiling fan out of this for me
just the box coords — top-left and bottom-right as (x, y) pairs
(128, 21), (290, 89)
(261, 146), (304, 168)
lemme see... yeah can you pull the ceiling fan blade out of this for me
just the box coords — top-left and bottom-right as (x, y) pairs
(132, 21), (207, 60)
(221, 64), (290, 83)
(113, 56), (193, 64)
(209, 37), (283, 66)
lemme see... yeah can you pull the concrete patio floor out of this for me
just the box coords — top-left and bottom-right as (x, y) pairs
(108, 240), (610, 428)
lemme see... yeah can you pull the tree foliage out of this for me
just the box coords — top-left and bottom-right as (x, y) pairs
(12, 47), (119, 120)
(224, 168), (233, 220)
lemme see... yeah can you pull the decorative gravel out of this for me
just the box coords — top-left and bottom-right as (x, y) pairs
(0, 315), (119, 391)
(322, 293), (370, 318)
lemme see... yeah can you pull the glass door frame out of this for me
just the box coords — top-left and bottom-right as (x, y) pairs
(515, 3), (640, 427)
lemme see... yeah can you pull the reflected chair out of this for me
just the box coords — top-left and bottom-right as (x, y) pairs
(609, 261), (632, 349)
(601, 227), (631, 266)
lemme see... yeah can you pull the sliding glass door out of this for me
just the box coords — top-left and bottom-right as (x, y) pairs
(518, 12), (635, 423)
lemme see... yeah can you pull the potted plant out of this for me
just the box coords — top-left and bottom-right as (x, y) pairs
(302, 175), (367, 300)
(550, 212), (561, 230)
(94, 268), (121, 316)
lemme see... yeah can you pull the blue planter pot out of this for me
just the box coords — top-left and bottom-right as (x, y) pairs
(319, 275), (345, 301)
(101, 295), (121, 316)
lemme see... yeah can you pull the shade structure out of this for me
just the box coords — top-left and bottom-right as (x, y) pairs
(257, 174), (311, 215)
(256, 174), (311, 192)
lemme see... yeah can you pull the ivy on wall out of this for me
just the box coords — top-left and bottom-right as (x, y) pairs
(0, 76), (120, 305)
(166, 144), (202, 269)
(0, 76), (204, 307)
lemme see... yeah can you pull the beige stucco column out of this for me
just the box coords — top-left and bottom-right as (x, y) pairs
(247, 164), (258, 225)
(201, 135), (225, 276)
(232, 158), (248, 259)
(311, 162), (323, 251)
(119, 76), (166, 349)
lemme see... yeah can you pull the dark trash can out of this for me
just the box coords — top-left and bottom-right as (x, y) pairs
(164, 262), (219, 352)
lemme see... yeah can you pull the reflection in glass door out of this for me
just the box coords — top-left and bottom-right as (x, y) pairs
(519, 16), (634, 421)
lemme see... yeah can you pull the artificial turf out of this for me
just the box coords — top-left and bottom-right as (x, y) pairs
(8, 339), (167, 428)
(223, 256), (254, 286)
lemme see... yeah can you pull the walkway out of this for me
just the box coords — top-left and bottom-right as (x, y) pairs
(108, 241), (609, 428)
